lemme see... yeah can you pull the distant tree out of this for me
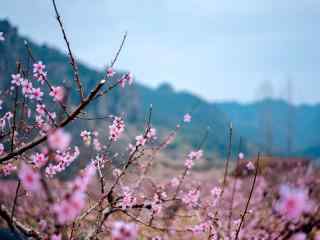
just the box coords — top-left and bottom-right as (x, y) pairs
(286, 77), (294, 156)
(256, 80), (274, 155)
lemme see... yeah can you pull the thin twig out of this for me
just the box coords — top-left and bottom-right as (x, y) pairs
(234, 153), (260, 240)
(10, 62), (21, 152)
(173, 128), (209, 199)
(10, 180), (21, 222)
(227, 137), (243, 238)
(51, 0), (85, 100)
(222, 122), (233, 188)
(109, 32), (127, 69)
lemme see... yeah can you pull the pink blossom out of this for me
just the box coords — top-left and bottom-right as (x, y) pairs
(33, 61), (47, 84)
(238, 152), (245, 160)
(48, 112), (57, 121)
(0, 143), (4, 155)
(170, 177), (180, 187)
(32, 152), (48, 168)
(0, 100), (3, 110)
(184, 150), (203, 169)
(2, 163), (16, 176)
(0, 118), (5, 130)
(26, 108), (31, 118)
(113, 168), (122, 178)
(246, 161), (255, 171)
(160, 191), (167, 199)
(210, 187), (222, 198)
(22, 79), (33, 97)
(210, 187), (222, 207)
(182, 189), (200, 208)
(50, 234), (62, 240)
(146, 127), (157, 140)
(0, 32), (5, 41)
(290, 233), (306, 240)
(33, 61), (46, 73)
(127, 143), (135, 154)
(50, 86), (65, 102)
(107, 67), (116, 77)
(93, 138), (102, 151)
(80, 130), (91, 146)
(190, 221), (210, 235)
(36, 104), (46, 116)
(48, 128), (71, 151)
(151, 236), (162, 240)
(46, 147), (80, 177)
(184, 158), (194, 169)
(53, 191), (86, 224)
(72, 164), (96, 192)
(135, 135), (146, 146)
(31, 88), (44, 101)
(109, 116), (125, 142)
(39, 219), (47, 231)
(275, 184), (310, 220)
(125, 72), (133, 85)
(121, 187), (137, 210)
(183, 113), (192, 123)
(150, 194), (163, 215)
(11, 74), (23, 86)
(111, 221), (138, 240)
(18, 162), (42, 193)
(188, 150), (203, 160)
(35, 115), (49, 134)
(119, 72), (133, 88)
(5, 112), (13, 121)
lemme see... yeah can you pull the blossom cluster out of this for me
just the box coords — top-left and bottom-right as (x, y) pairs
(0, 13), (319, 240)
(109, 116), (125, 142)
(184, 149), (203, 169)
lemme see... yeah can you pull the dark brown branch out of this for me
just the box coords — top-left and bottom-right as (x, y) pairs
(0, 79), (107, 163)
(234, 152), (260, 240)
(282, 218), (320, 239)
(10, 180), (21, 222)
(0, 204), (42, 240)
(10, 62), (21, 152)
(51, 0), (85, 100)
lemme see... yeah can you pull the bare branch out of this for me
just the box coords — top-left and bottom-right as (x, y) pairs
(0, 204), (42, 240)
(222, 122), (233, 189)
(51, 0), (85, 100)
(234, 153), (260, 240)
(110, 32), (127, 69)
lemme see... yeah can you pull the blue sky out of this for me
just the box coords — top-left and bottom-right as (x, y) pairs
(1, 0), (320, 104)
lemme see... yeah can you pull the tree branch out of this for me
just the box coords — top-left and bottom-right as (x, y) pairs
(51, 0), (85, 101)
(0, 79), (107, 163)
(0, 204), (42, 240)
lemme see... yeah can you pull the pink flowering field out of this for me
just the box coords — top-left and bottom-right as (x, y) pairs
(0, 1), (320, 240)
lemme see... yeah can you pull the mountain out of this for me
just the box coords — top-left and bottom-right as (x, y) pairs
(0, 19), (231, 160)
(215, 99), (320, 157)
(1, 19), (319, 161)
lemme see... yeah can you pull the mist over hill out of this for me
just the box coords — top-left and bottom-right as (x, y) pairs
(215, 100), (320, 158)
(1, 19), (319, 161)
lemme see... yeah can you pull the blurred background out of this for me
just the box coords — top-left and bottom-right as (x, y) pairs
(1, 0), (320, 168)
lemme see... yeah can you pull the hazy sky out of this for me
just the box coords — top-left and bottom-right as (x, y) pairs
(1, 0), (320, 104)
